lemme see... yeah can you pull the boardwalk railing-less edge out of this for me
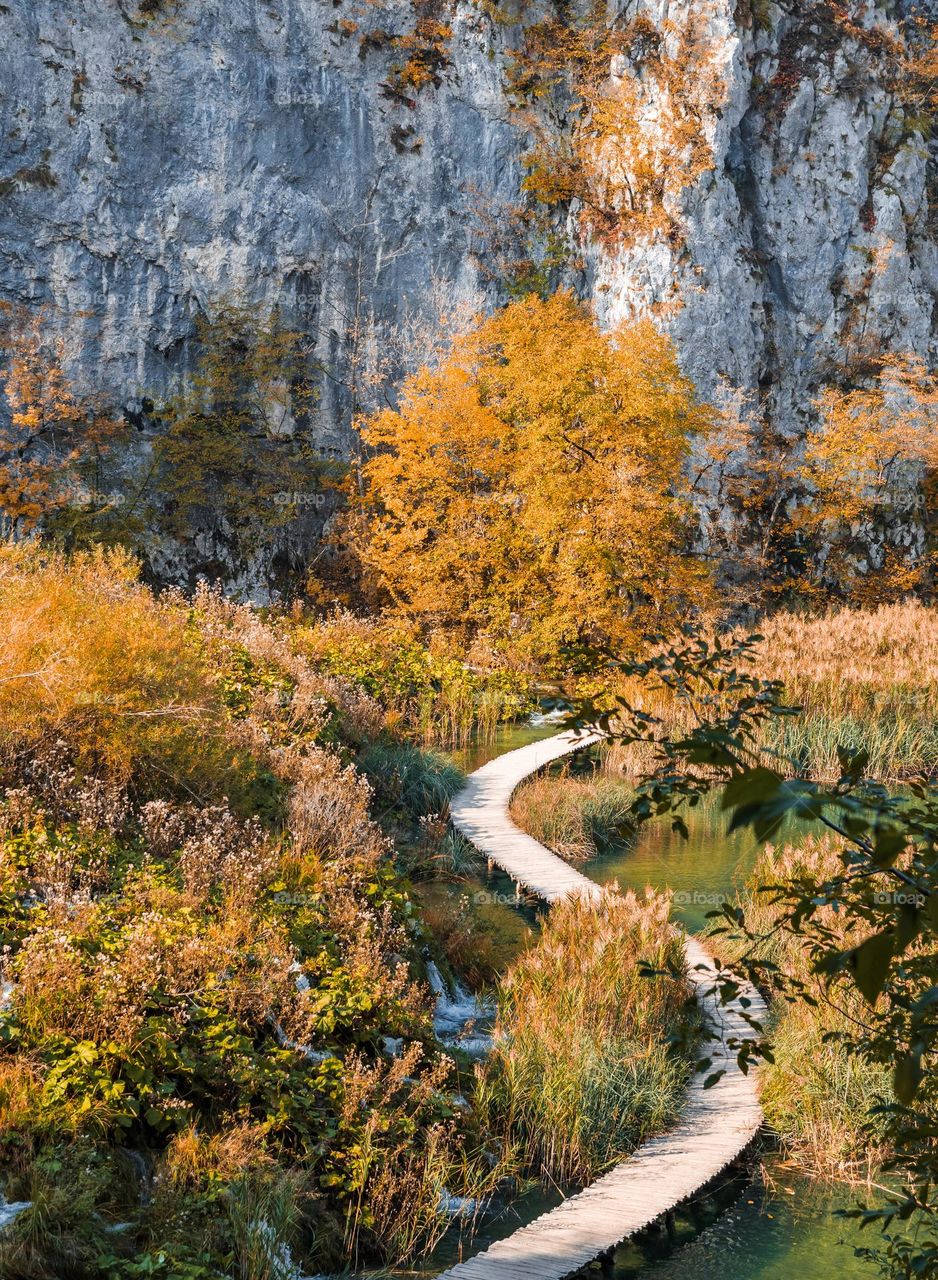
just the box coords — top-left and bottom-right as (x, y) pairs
(436, 730), (765, 1280)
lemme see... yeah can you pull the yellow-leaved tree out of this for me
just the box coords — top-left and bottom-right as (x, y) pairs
(795, 354), (938, 601)
(346, 291), (713, 669)
(0, 305), (123, 538)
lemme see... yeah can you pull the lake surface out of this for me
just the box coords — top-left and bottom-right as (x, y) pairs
(431, 724), (884, 1279)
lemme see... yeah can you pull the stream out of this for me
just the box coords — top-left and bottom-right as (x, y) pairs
(432, 724), (883, 1279)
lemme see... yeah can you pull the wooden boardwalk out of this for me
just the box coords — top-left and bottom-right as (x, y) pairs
(449, 730), (605, 904)
(440, 730), (765, 1280)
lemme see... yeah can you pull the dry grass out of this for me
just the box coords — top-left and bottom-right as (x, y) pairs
(600, 602), (938, 782)
(758, 602), (938, 689)
(0, 542), (235, 796)
(722, 836), (891, 1180)
(477, 890), (692, 1188)
(509, 769), (633, 861)
(756, 603), (938, 779)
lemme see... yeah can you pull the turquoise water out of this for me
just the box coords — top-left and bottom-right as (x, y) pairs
(433, 725), (884, 1279)
(586, 783), (803, 934)
(609, 1167), (877, 1279)
(448, 719), (562, 774)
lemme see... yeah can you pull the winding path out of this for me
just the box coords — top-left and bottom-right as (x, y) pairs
(437, 730), (765, 1280)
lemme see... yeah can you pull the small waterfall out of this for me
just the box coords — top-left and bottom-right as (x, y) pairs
(427, 960), (494, 1059)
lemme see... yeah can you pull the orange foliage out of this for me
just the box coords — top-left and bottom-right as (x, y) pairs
(895, 14), (938, 118)
(795, 355), (938, 599)
(511, 4), (726, 246)
(0, 306), (121, 532)
(699, 355), (938, 605)
(0, 541), (234, 794)
(346, 291), (713, 669)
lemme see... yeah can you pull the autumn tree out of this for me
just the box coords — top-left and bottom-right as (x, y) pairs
(0, 305), (123, 539)
(792, 355), (938, 600)
(346, 290), (714, 670)
(152, 301), (332, 565)
(692, 355), (938, 606)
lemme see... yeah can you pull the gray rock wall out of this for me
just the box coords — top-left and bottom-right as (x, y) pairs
(592, 0), (936, 437)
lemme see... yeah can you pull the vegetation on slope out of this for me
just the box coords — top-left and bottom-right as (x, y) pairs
(0, 544), (509, 1277)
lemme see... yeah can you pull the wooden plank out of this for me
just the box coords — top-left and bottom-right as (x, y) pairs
(438, 731), (765, 1280)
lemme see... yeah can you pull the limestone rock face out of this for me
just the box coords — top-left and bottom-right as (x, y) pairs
(0, 0), (934, 590)
(592, 0), (936, 440)
(0, 0), (515, 445)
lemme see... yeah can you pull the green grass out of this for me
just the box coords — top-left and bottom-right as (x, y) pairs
(359, 741), (465, 821)
(477, 891), (693, 1188)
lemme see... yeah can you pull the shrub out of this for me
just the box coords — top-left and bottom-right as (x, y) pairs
(0, 304), (124, 540)
(358, 741), (464, 822)
(295, 610), (533, 744)
(413, 886), (505, 987)
(151, 301), (324, 578)
(0, 542), (237, 798)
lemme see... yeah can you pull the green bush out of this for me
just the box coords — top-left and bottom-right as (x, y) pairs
(296, 612), (534, 745)
(359, 741), (465, 821)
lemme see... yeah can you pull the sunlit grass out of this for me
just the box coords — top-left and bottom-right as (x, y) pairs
(602, 603), (938, 781)
(722, 836), (891, 1180)
(477, 890), (692, 1188)
(509, 770), (633, 862)
(757, 604), (938, 779)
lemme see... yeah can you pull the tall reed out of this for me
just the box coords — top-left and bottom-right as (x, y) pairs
(600, 603), (938, 782)
(477, 891), (692, 1188)
(757, 603), (938, 779)
(722, 836), (891, 1179)
(509, 770), (633, 862)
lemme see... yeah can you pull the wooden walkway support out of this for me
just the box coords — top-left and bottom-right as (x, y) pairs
(439, 730), (765, 1280)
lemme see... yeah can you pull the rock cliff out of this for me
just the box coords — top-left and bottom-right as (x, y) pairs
(0, 0), (934, 589)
